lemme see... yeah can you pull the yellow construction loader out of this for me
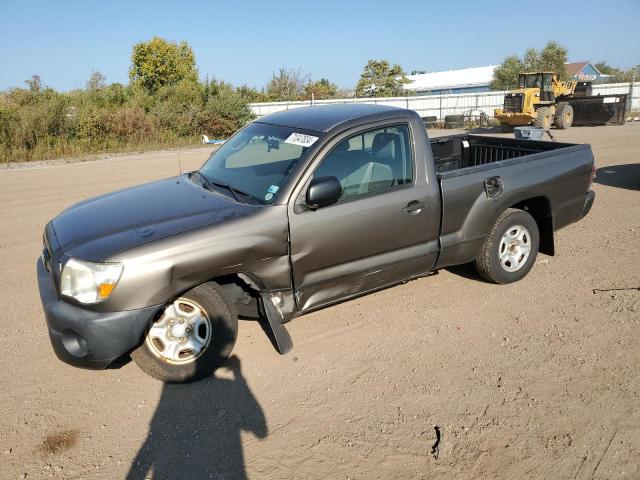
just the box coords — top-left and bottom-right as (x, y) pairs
(495, 72), (591, 132)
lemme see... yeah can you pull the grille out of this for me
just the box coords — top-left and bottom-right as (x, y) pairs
(503, 93), (524, 113)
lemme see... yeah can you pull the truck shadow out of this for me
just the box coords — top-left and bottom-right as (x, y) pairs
(595, 164), (640, 191)
(444, 263), (492, 284)
(126, 355), (267, 480)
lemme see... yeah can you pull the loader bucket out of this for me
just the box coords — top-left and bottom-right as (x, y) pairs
(568, 94), (627, 126)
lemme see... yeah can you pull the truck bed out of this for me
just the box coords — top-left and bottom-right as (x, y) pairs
(431, 134), (572, 175)
(431, 133), (594, 270)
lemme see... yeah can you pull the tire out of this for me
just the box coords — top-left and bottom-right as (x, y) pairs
(554, 102), (573, 129)
(445, 121), (464, 129)
(474, 208), (540, 284)
(131, 282), (238, 383)
(423, 116), (438, 129)
(500, 122), (514, 133)
(534, 107), (552, 130)
(445, 115), (464, 123)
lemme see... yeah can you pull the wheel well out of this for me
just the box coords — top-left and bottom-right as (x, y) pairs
(211, 274), (262, 319)
(510, 196), (554, 256)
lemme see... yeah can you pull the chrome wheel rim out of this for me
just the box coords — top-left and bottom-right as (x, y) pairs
(499, 225), (531, 272)
(146, 299), (211, 364)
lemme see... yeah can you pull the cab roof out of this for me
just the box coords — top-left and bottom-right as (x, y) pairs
(254, 104), (408, 134)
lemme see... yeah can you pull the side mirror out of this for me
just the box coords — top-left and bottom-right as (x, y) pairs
(306, 176), (342, 209)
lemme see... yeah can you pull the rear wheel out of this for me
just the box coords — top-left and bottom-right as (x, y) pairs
(500, 122), (514, 133)
(534, 107), (553, 130)
(131, 282), (238, 383)
(554, 102), (573, 129)
(474, 208), (540, 284)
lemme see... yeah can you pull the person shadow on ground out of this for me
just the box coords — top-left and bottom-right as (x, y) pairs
(127, 356), (267, 480)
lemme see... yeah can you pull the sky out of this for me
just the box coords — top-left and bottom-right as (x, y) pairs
(1, 0), (639, 92)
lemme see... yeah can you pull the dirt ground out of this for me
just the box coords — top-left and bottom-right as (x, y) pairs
(0, 124), (638, 480)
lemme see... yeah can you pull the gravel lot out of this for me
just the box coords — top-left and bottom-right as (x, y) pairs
(0, 124), (638, 480)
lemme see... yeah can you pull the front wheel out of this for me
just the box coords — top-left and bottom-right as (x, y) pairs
(554, 102), (573, 129)
(534, 107), (553, 130)
(131, 282), (238, 383)
(474, 208), (540, 284)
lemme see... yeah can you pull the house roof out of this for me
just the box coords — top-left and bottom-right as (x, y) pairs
(565, 61), (600, 77)
(404, 65), (497, 92)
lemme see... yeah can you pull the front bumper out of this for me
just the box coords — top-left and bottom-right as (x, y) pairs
(37, 258), (161, 369)
(495, 112), (534, 126)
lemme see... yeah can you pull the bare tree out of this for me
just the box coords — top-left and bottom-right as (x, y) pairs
(266, 68), (310, 101)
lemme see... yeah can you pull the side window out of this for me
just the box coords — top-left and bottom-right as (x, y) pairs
(313, 125), (413, 200)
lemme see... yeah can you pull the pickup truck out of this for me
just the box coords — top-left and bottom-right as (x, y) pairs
(37, 104), (596, 383)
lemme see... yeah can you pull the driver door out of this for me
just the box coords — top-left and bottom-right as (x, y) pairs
(288, 123), (439, 312)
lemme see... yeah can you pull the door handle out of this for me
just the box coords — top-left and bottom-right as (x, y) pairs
(402, 200), (427, 214)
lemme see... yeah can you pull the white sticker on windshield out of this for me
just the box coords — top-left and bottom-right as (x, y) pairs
(284, 133), (319, 148)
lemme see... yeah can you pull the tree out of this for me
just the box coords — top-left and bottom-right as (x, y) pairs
(25, 74), (42, 92)
(594, 61), (620, 77)
(202, 82), (254, 137)
(522, 48), (539, 71)
(302, 78), (337, 100)
(539, 41), (568, 79)
(87, 70), (107, 91)
(235, 84), (266, 103)
(594, 62), (640, 82)
(265, 68), (309, 101)
(355, 60), (410, 97)
(129, 37), (198, 94)
(491, 41), (569, 90)
(490, 55), (523, 90)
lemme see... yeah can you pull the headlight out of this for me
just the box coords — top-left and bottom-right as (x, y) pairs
(60, 258), (124, 304)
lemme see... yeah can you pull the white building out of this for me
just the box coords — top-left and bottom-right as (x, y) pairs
(404, 65), (497, 96)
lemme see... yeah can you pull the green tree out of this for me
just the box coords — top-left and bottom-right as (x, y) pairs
(202, 82), (254, 137)
(355, 59), (409, 97)
(522, 48), (540, 71)
(594, 62), (640, 82)
(539, 41), (568, 79)
(491, 41), (569, 90)
(129, 37), (198, 94)
(152, 79), (204, 136)
(490, 55), (524, 90)
(235, 84), (266, 103)
(302, 78), (338, 100)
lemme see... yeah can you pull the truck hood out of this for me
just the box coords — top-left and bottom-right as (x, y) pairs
(51, 174), (259, 261)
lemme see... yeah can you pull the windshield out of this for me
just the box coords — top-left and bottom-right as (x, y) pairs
(519, 74), (542, 89)
(198, 123), (318, 204)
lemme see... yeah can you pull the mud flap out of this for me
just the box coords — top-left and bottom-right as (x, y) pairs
(259, 292), (293, 354)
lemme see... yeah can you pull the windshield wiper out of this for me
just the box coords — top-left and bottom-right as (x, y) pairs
(207, 178), (240, 202)
(195, 172), (262, 204)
